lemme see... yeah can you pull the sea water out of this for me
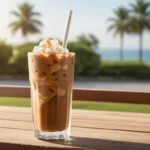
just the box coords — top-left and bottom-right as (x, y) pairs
(97, 49), (150, 64)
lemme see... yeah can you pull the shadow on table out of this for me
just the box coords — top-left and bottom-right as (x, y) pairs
(45, 136), (150, 150)
(1, 137), (150, 150)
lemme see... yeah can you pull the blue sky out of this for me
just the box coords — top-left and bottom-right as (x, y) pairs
(0, 0), (150, 49)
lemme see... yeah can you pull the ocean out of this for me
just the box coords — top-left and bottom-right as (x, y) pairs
(96, 49), (150, 64)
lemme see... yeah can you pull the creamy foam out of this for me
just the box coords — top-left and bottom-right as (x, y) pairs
(33, 38), (69, 53)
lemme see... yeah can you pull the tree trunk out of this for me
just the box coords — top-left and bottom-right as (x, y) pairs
(139, 32), (143, 62)
(120, 34), (124, 61)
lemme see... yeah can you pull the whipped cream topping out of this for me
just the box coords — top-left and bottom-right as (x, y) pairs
(33, 38), (69, 53)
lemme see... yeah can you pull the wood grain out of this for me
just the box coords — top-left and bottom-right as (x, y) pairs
(1, 106), (150, 118)
(0, 86), (150, 104)
(0, 127), (150, 150)
(0, 107), (150, 150)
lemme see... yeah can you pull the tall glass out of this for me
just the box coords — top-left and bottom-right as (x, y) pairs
(28, 51), (75, 140)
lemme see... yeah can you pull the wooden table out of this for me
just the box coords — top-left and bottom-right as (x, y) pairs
(0, 106), (150, 150)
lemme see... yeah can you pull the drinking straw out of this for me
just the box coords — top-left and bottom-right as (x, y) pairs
(62, 10), (73, 48)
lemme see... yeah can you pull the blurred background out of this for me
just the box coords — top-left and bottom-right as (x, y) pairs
(0, 0), (150, 112)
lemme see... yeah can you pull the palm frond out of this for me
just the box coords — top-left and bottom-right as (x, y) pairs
(8, 21), (19, 27)
(9, 2), (43, 37)
(111, 29), (119, 37)
(18, 2), (32, 18)
(146, 11), (150, 16)
(144, 2), (150, 11)
(10, 11), (20, 17)
(145, 19), (150, 30)
(31, 12), (41, 16)
(128, 0), (150, 33)
(28, 24), (41, 34)
(18, 2), (32, 12)
(9, 21), (21, 34)
(31, 19), (43, 26)
(107, 6), (130, 37)
(107, 24), (115, 31)
(113, 9), (118, 16)
(129, 3), (136, 10)
(130, 0), (150, 14)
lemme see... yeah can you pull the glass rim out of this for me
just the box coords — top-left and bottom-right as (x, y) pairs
(28, 52), (75, 55)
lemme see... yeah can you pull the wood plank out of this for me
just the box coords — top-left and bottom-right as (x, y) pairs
(0, 127), (150, 150)
(72, 119), (150, 132)
(0, 86), (30, 98)
(1, 109), (150, 124)
(1, 106), (150, 118)
(0, 107), (150, 149)
(73, 109), (150, 119)
(0, 112), (32, 121)
(73, 88), (150, 104)
(0, 107), (150, 133)
(0, 86), (150, 104)
(0, 118), (150, 133)
(73, 114), (150, 124)
(0, 106), (31, 113)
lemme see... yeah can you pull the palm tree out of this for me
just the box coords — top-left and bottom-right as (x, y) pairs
(9, 2), (43, 40)
(107, 7), (129, 61)
(129, 0), (150, 61)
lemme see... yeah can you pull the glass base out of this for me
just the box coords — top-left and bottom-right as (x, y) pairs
(34, 128), (70, 140)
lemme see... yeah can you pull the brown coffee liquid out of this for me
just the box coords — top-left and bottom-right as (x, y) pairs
(28, 52), (75, 132)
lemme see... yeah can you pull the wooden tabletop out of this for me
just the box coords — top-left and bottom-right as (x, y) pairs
(0, 106), (150, 150)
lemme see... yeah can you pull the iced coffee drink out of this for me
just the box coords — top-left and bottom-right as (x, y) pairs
(28, 38), (75, 140)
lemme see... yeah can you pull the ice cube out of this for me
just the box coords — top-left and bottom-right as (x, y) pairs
(57, 88), (65, 96)
(39, 40), (47, 46)
(45, 48), (54, 53)
(33, 46), (43, 52)
(50, 64), (61, 74)
(62, 64), (68, 70)
(50, 40), (59, 46)
(62, 48), (69, 53)
(55, 46), (62, 52)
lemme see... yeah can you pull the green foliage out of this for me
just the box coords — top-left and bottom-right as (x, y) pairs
(129, 0), (150, 32)
(107, 0), (150, 61)
(0, 42), (13, 74)
(99, 61), (150, 79)
(76, 34), (99, 50)
(107, 7), (130, 61)
(128, 0), (150, 61)
(68, 42), (101, 76)
(9, 41), (101, 76)
(10, 42), (38, 74)
(9, 2), (43, 38)
(68, 34), (100, 76)
(107, 7), (130, 36)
